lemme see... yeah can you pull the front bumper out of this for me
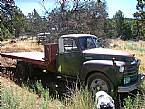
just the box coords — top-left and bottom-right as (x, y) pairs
(118, 73), (145, 93)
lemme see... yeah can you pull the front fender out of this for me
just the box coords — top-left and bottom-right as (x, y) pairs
(80, 60), (122, 87)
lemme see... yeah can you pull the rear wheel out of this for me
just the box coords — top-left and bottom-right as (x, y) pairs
(86, 73), (113, 95)
(15, 61), (28, 83)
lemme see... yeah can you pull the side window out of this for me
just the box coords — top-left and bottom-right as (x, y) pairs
(93, 37), (100, 48)
(63, 38), (78, 52)
(79, 37), (97, 50)
(86, 38), (96, 49)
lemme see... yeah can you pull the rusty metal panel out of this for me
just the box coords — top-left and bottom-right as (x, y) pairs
(44, 43), (58, 64)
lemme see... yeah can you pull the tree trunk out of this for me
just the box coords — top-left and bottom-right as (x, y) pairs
(15, 28), (20, 38)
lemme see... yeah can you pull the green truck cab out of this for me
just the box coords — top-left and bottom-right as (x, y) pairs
(56, 34), (144, 94)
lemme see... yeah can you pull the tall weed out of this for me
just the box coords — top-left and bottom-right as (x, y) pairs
(124, 82), (145, 109)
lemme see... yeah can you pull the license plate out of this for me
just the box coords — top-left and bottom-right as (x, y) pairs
(124, 77), (131, 84)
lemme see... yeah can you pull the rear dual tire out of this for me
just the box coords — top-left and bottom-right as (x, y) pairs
(15, 61), (27, 82)
(15, 61), (35, 83)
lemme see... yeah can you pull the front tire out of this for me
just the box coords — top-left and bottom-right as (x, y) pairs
(86, 72), (113, 95)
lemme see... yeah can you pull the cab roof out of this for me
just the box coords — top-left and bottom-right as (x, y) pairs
(61, 34), (97, 38)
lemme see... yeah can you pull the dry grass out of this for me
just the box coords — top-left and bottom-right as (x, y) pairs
(0, 39), (43, 67)
(1, 77), (64, 109)
(0, 40), (43, 52)
(1, 76), (95, 109)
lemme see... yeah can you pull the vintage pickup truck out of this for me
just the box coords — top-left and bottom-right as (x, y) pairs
(0, 34), (144, 95)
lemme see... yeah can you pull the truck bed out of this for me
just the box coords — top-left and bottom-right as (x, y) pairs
(0, 52), (45, 66)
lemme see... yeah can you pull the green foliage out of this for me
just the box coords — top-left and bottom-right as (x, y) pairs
(1, 82), (51, 109)
(12, 7), (27, 37)
(124, 92), (145, 109)
(1, 79), (145, 109)
(0, 5), (27, 40)
(0, 23), (11, 40)
(124, 42), (145, 53)
(1, 88), (20, 109)
(124, 81), (145, 109)
(112, 10), (132, 40)
(121, 22), (132, 40)
(0, 0), (14, 40)
(26, 9), (46, 35)
(133, 0), (145, 40)
(113, 10), (124, 37)
(35, 80), (50, 99)
(67, 88), (96, 109)
(1, 80), (94, 109)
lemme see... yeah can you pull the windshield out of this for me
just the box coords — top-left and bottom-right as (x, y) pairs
(79, 36), (100, 50)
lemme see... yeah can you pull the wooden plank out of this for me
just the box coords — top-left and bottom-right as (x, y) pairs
(0, 52), (44, 61)
(0, 52), (46, 67)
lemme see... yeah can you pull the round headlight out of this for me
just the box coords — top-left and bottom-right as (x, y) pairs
(119, 66), (125, 73)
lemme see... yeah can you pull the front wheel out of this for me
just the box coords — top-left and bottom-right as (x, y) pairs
(86, 73), (113, 95)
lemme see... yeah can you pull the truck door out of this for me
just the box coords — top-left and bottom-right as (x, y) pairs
(57, 37), (82, 76)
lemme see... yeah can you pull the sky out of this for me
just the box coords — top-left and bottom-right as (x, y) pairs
(15, 0), (138, 18)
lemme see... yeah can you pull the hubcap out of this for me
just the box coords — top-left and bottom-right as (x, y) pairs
(90, 79), (109, 94)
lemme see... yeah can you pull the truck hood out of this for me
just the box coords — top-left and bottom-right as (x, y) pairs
(83, 48), (132, 57)
(82, 48), (134, 62)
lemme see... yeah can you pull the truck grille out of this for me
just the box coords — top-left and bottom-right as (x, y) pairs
(124, 64), (138, 74)
(129, 74), (138, 82)
(121, 60), (139, 85)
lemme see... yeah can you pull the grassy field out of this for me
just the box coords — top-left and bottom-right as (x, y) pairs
(1, 77), (96, 109)
(1, 39), (145, 109)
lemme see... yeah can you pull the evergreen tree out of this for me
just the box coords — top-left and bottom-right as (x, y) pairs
(113, 10), (132, 40)
(26, 9), (48, 36)
(12, 7), (27, 38)
(113, 10), (124, 38)
(0, 0), (15, 40)
(134, 0), (145, 40)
